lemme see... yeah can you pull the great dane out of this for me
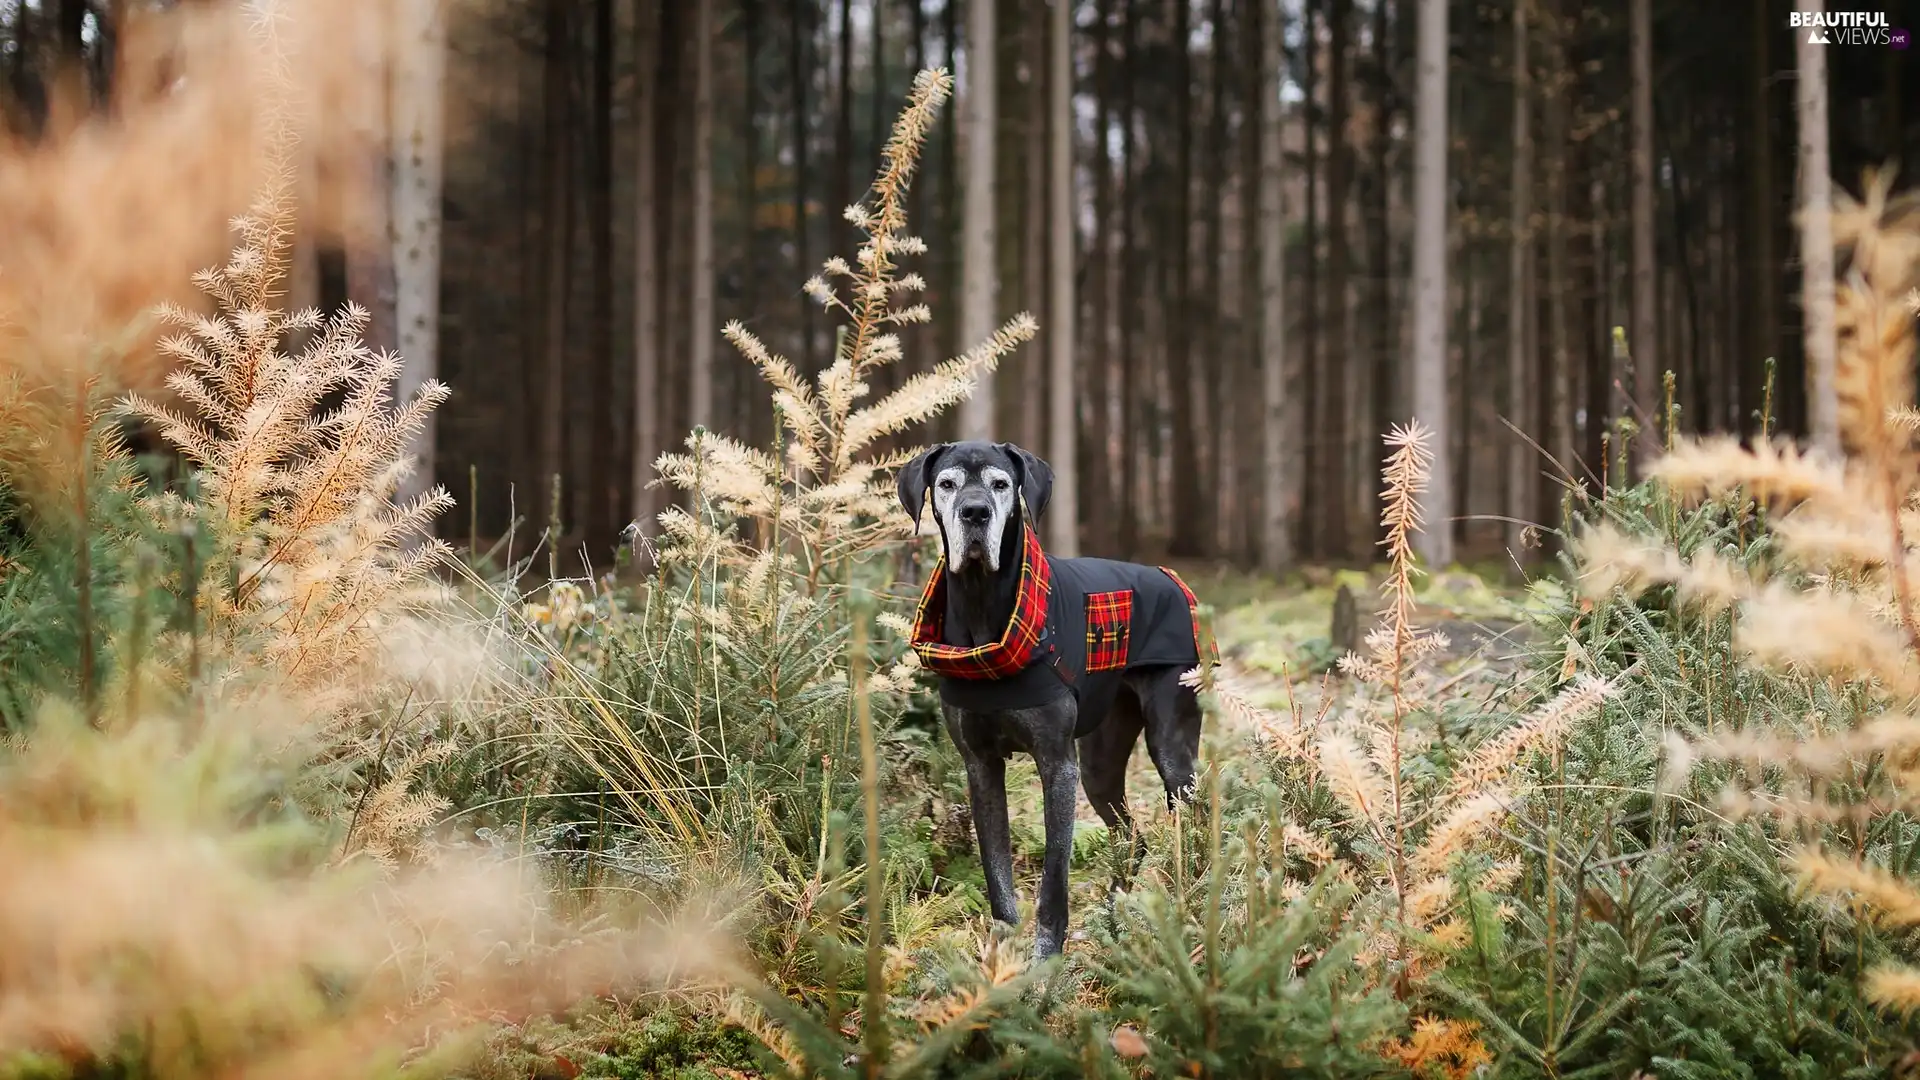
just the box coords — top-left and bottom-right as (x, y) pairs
(897, 440), (1210, 959)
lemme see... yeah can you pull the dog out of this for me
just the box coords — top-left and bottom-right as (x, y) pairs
(897, 440), (1213, 959)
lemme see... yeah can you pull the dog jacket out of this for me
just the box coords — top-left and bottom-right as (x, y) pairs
(907, 524), (1215, 735)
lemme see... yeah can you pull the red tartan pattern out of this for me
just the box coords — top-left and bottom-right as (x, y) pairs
(909, 525), (1053, 680)
(1158, 567), (1217, 664)
(1084, 590), (1134, 673)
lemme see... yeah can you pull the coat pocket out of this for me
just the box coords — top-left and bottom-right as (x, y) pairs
(1084, 589), (1134, 673)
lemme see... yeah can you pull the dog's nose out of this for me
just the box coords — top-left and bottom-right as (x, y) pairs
(957, 502), (992, 527)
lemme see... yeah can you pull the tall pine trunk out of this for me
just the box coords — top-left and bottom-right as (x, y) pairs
(587, 0), (615, 543)
(391, 0), (447, 512)
(958, 0), (1000, 439)
(1086, 0), (1115, 549)
(1505, 0), (1533, 555)
(1047, 0), (1078, 556)
(632, 0), (662, 533)
(1410, 0), (1450, 566)
(1258, 0), (1297, 572)
(1316, 0), (1352, 560)
(539, 0), (573, 521)
(1628, 0), (1656, 468)
(1796, 0), (1835, 453)
(1166, 0), (1203, 557)
(691, 0), (715, 430)
(1542, 0), (1572, 530)
(790, 0), (816, 372)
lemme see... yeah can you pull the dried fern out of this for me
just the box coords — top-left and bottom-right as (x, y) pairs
(649, 68), (1035, 590)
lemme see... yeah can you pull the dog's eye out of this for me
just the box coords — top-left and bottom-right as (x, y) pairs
(937, 478), (956, 491)
(991, 479), (1010, 492)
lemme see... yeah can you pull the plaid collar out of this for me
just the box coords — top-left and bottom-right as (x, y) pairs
(908, 524), (1052, 681)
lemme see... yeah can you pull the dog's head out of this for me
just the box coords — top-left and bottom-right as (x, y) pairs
(896, 441), (1053, 572)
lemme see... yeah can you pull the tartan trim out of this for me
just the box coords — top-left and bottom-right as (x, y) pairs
(1158, 566), (1217, 664)
(909, 525), (1053, 680)
(1084, 589), (1133, 673)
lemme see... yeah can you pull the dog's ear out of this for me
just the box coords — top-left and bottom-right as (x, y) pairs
(896, 443), (950, 529)
(999, 443), (1054, 525)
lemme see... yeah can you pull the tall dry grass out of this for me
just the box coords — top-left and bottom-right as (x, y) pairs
(1576, 169), (1920, 1013)
(0, 4), (739, 1076)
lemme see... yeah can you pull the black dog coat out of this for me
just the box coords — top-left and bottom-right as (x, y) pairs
(908, 525), (1214, 736)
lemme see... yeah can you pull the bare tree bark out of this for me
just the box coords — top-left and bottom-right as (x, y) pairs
(347, 0), (398, 360)
(1316, 0), (1352, 560)
(1117, 0), (1139, 553)
(539, 0), (573, 513)
(1203, 0), (1229, 555)
(1166, 0), (1203, 557)
(587, 0), (615, 542)
(1796, 0), (1836, 455)
(1047, 0), (1078, 556)
(1258, 0), (1297, 573)
(1504, 0), (1533, 556)
(834, 0), (854, 265)
(632, 0), (661, 532)
(790, 0), (816, 372)
(1022, 2), (1048, 453)
(1744, 0), (1776, 436)
(1543, 0), (1572, 519)
(1086, 0), (1115, 547)
(1410, 0), (1450, 567)
(390, 0), (447, 512)
(691, 0), (715, 430)
(1628, 0), (1656, 467)
(1301, 0), (1320, 559)
(741, 0), (764, 446)
(957, 0), (1000, 439)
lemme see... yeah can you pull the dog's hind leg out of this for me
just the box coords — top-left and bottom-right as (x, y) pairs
(1036, 730), (1082, 957)
(1133, 669), (1204, 809)
(1078, 692), (1147, 888)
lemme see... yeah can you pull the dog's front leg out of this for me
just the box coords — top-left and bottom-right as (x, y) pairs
(1033, 746), (1080, 960)
(961, 754), (1019, 926)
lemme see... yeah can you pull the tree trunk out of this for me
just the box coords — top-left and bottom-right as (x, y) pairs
(1166, 0), (1203, 557)
(1628, 0), (1656, 468)
(691, 0), (715, 430)
(1047, 0), (1078, 556)
(390, 0), (447, 513)
(1203, 0), (1230, 555)
(632, 0), (662, 532)
(941, 0), (961, 380)
(834, 0), (855, 266)
(1301, 0), (1320, 559)
(1409, 0), (1450, 567)
(539, 0), (573, 514)
(348, 0), (398, 360)
(1022, 2), (1048, 453)
(1796, 0), (1835, 455)
(587, 0), (615, 543)
(1542, 1), (1571, 527)
(1362, 0), (1394, 543)
(1743, 0), (1776, 437)
(741, 0), (764, 449)
(1116, 0), (1139, 553)
(957, 0), (1000, 439)
(1086, 0), (1115, 549)
(1504, 0), (1533, 556)
(790, 0), (816, 372)
(1258, 0), (1297, 573)
(1317, 0), (1352, 560)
